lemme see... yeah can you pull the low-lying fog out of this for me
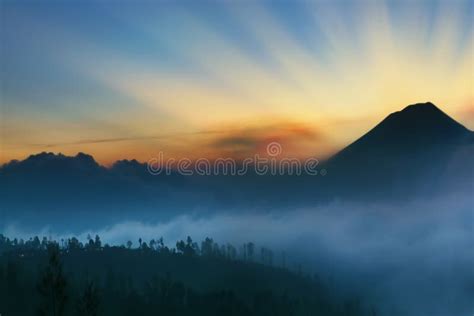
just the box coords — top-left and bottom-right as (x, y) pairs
(3, 193), (473, 316)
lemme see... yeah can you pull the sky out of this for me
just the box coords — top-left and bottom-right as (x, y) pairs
(1, 0), (473, 165)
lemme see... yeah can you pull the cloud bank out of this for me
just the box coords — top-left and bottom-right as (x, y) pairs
(3, 194), (473, 315)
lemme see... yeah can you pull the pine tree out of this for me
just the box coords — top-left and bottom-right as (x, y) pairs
(37, 243), (68, 316)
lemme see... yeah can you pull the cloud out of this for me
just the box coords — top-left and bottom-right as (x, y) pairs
(27, 130), (226, 149)
(5, 121), (329, 163)
(205, 121), (327, 159)
(4, 194), (473, 316)
(212, 136), (259, 151)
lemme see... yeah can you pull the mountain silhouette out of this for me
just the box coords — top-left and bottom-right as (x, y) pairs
(1, 102), (473, 226)
(325, 102), (473, 198)
(1, 152), (105, 177)
(331, 102), (472, 162)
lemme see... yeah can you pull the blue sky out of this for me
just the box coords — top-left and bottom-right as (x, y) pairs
(1, 0), (473, 163)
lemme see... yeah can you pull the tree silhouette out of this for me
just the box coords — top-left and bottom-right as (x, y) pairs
(37, 243), (68, 316)
(67, 237), (82, 252)
(1, 234), (369, 316)
(76, 281), (100, 316)
(246, 242), (255, 262)
(176, 236), (197, 256)
(201, 237), (214, 257)
(94, 235), (102, 250)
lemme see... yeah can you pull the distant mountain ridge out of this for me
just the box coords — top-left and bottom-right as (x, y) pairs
(2, 102), (473, 181)
(2, 102), (471, 171)
(1, 102), (473, 227)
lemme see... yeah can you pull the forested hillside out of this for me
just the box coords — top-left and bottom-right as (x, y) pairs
(0, 235), (372, 316)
